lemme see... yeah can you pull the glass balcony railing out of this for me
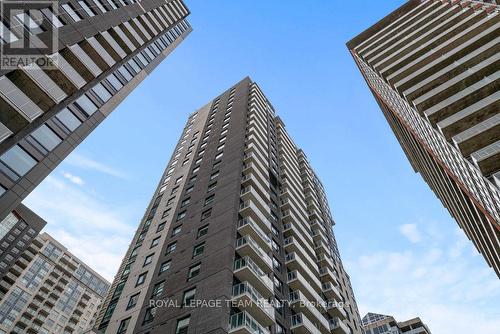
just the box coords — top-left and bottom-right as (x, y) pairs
(229, 311), (270, 334)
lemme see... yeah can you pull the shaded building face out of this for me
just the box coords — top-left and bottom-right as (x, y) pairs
(95, 78), (363, 334)
(347, 0), (500, 276)
(0, 0), (192, 222)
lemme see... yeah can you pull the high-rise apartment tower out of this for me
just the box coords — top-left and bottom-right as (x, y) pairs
(95, 77), (362, 334)
(0, 0), (191, 223)
(347, 0), (500, 276)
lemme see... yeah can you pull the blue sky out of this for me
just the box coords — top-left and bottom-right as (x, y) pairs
(24, 1), (500, 333)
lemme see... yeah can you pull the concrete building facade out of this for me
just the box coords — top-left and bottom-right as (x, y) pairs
(347, 0), (500, 276)
(95, 77), (363, 334)
(0, 232), (110, 334)
(0, 0), (192, 223)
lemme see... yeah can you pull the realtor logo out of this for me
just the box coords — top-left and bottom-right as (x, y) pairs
(0, 0), (59, 70)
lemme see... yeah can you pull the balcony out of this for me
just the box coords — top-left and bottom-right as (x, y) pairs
(290, 313), (322, 334)
(236, 235), (273, 272)
(321, 282), (342, 303)
(287, 271), (326, 313)
(317, 254), (335, 270)
(289, 291), (329, 332)
(285, 253), (322, 292)
(314, 239), (330, 256)
(229, 311), (270, 334)
(234, 257), (274, 298)
(326, 301), (347, 320)
(284, 237), (319, 274)
(283, 223), (316, 259)
(242, 168), (270, 194)
(237, 218), (272, 252)
(240, 186), (270, 216)
(243, 162), (269, 187)
(239, 201), (272, 233)
(329, 317), (350, 334)
(319, 267), (337, 284)
(232, 282), (275, 326)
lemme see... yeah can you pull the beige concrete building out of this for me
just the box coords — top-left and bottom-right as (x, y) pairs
(0, 232), (110, 334)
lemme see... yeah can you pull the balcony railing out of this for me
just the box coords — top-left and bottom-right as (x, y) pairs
(234, 257), (273, 297)
(232, 282), (274, 325)
(236, 235), (273, 271)
(329, 317), (349, 334)
(229, 311), (270, 334)
(237, 218), (272, 251)
(290, 313), (322, 334)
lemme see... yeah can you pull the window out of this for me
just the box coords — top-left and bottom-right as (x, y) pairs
(212, 161), (221, 170)
(195, 157), (203, 165)
(171, 226), (182, 237)
(217, 143), (225, 151)
(207, 182), (217, 193)
(1, 145), (36, 177)
(221, 129), (228, 136)
(156, 223), (165, 232)
(197, 225), (208, 239)
(136, 272), (147, 287)
(180, 198), (190, 208)
(187, 263), (200, 280)
(182, 159), (189, 166)
(159, 260), (171, 274)
(175, 176), (183, 184)
(192, 166), (200, 174)
(176, 211), (187, 221)
(166, 197), (175, 206)
(200, 208), (212, 221)
(204, 195), (215, 206)
(151, 281), (164, 299)
(185, 186), (194, 194)
(31, 125), (61, 151)
(171, 186), (179, 195)
(75, 95), (97, 116)
(117, 317), (131, 333)
(192, 243), (205, 257)
(165, 242), (176, 255)
(143, 254), (154, 266)
(92, 83), (112, 102)
(162, 209), (171, 219)
(219, 136), (226, 143)
(143, 307), (156, 324)
(210, 171), (219, 180)
(215, 152), (224, 160)
(175, 316), (190, 334)
(189, 175), (197, 183)
(182, 288), (196, 307)
(126, 294), (139, 310)
(151, 238), (160, 249)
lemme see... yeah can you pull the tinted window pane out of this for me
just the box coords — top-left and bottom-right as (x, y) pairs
(31, 124), (61, 151)
(106, 74), (123, 91)
(92, 83), (112, 103)
(56, 108), (81, 131)
(75, 95), (97, 116)
(0, 145), (36, 176)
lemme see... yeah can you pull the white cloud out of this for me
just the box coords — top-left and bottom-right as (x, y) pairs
(347, 222), (500, 334)
(66, 153), (127, 179)
(399, 223), (421, 243)
(62, 172), (85, 186)
(24, 175), (137, 281)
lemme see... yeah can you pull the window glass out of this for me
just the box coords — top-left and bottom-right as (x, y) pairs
(56, 108), (81, 131)
(31, 124), (61, 151)
(192, 243), (204, 257)
(92, 83), (112, 103)
(106, 73), (123, 91)
(187, 263), (200, 280)
(0, 145), (36, 176)
(78, 1), (95, 16)
(75, 95), (98, 116)
(176, 316), (190, 334)
(182, 288), (196, 307)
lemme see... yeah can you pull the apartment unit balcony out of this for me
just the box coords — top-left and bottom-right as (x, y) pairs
(308, 208), (322, 221)
(321, 282), (342, 303)
(283, 223), (316, 259)
(290, 313), (326, 334)
(240, 185), (270, 215)
(319, 267), (338, 284)
(244, 144), (268, 168)
(326, 301), (347, 320)
(289, 291), (329, 332)
(314, 239), (330, 257)
(285, 253), (322, 292)
(243, 163), (270, 191)
(287, 271), (326, 313)
(317, 253), (335, 270)
(234, 257), (274, 298)
(311, 229), (329, 246)
(236, 235), (273, 272)
(282, 210), (312, 244)
(232, 282), (275, 326)
(237, 218), (272, 252)
(284, 236), (319, 273)
(329, 317), (350, 334)
(239, 201), (272, 233)
(229, 311), (270, 334)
